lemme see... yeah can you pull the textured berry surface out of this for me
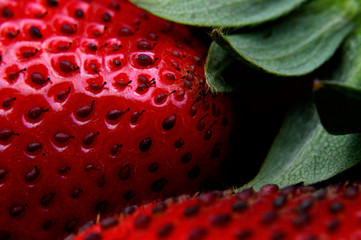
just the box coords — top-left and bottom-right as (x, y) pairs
(73, 183), (361, 240)
(0, 0), (233, 239)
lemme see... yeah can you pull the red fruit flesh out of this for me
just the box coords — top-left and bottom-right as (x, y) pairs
(0, 0), (233, 239)
(74, 183), (361, 240)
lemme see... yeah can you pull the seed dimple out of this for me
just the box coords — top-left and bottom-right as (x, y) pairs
(58, 166), (71, 175)
(119, 164), (130, 180)
(42, 220), (55, 230)
(28, 106), (47, 120)
(0, 169), (8, 180)
(139, 137), (152, 152)
(136, 54), (154, 67)
(113, 59), (121, 66)
(212, 103), (221, 117)
(130, 110), (145, 124)
(57, 87), (71, 101)
(9, 205), (25, 217)
(122, 205), (137, 216)
(2, 97), (16, 108)
(344, 185), (359, 199)
(171, 61), (180, 70)
(297, 199), (313, 213)
(165, 73), (176, 81)
(204, 121), (217, 140)
(313, 189), (327, 200)
(31, 72), (49, 85)
(327, 219), (340, 233)
(84, 232), (102, 240)
(61, 24), (77, 35)
(151, 178), (168, 192)
(107, 109), (129, 121)
(90, 82), (106, 92)
(72, 188), (83, 198)
(25, 166), (40, 182)
(232, 201), (248, 213)
(261, 211), (278, 225)
(158, 223), (174, 238)
(65, 219), (78, 233)
(329, 202), (344, 214)
(110, 144), (122, 155)
(101, 217), (119, 230)
(187, 72), (194, 81)
(54, 132), (72, 143)
(181, 152), (192, 164)
(7, 30), (20, 39)
(137, 40), (152, 50)
(152, 204), (167, 215)
(29, 26), (42, 39)
(273, 195), (287, 209)
(83, 132), (98, 146)
(2, 7), (13, 18)
(23, 49), (39, 58)
(184, 205), (199, 217)
(188, 227), (207, 240)
(293, 213), (311, 229)
(148, 162), (159, 173)
(75, 9), (84, 18)
(41, 192), (55, 206)
(174, 138), (184, 148)
(236, 230), (253, 240)
(155, 94), (167, 104)
(77, 101), (94, 118)
(193, 56), (202, 66)
(210, 214), (231, 227)
(88, 43), (97, 52)
(8, 68), (27, 82)
(187, 165), (200, 179)
(46, 0), (58, 7)
(184, 80), (192, 89)
(134, 215), (151, 230)
(118, 27), (132, 36)
(162, 114), (176, 130)
(102, 12), (112, 22)
(27, 142), (42, 153)
(0, 129), (15, 141)
(109, 0), (121, 10)
(85, 165), (98, 172)
(59, 60), (79, 73)
(239, 188), (254, 201)
(272, 232), (286, 240)
(57, 42), (72, 51)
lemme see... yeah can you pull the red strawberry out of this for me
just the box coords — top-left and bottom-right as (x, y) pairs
(0, 0), (233, 239)
(72, 183), (361, 240)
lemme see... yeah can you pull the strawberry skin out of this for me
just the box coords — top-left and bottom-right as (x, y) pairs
(0, 0), (233, 239)
(73, 183), (361, 240)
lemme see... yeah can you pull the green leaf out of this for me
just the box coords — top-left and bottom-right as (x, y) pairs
(205, 42), (234, 93)
(212, 0), (359, 76)
(243, 18), (361, 191)
(130, 0), (306, 27)
(314, 23), (361, 135)
(243, 94), (361, 191)
(314, 82), (361, 135)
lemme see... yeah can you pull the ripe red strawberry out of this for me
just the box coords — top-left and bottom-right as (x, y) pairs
(0, 0), (233, 239)
(72, 183), (361, 240)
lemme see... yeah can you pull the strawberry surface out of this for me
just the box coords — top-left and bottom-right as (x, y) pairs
(0, 0), (233, 239)
(73, 183), (361, 240)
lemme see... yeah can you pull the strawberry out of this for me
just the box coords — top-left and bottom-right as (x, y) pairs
(72, 183), (361, 240)
(0, 0), (233, 239)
